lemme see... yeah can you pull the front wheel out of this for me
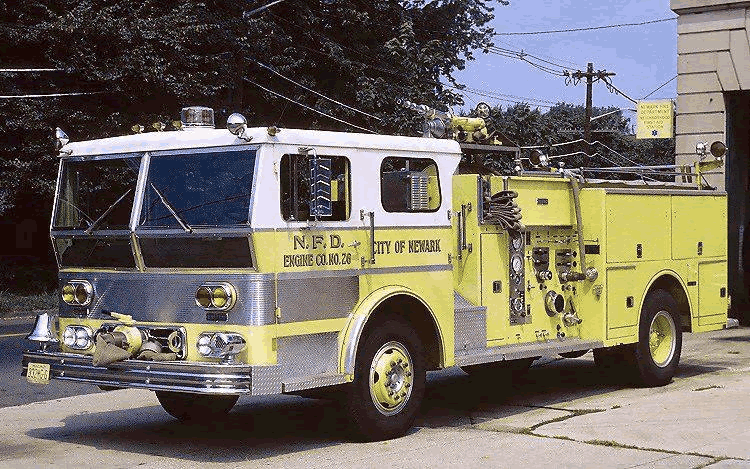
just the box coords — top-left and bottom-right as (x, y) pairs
(155, 391), (239, 421)
(346, 318), (425, 441)
(632, 289), (682, 386)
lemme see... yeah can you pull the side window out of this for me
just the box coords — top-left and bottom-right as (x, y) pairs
(381, 157), (441, 212)
(280, 153), (351, 221)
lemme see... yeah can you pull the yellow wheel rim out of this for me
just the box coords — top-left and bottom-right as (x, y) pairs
(649, 311), (676, 368)
(369, 341), (413, 416)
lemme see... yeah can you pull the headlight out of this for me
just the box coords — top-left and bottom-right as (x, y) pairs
(62, 325), (94, 350)
(194, 283), (236, 311)
(61, 280), (93, 306)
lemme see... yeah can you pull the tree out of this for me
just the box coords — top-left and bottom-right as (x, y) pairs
(0, 0), (508, 284)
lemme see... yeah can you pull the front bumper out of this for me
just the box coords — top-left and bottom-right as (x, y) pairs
(22, 350), (281, 396)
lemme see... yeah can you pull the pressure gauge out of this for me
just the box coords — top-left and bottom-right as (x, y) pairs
(511, 236), (523, 251)
(511, 255), (523, 274)
(512, 298), (525, 312)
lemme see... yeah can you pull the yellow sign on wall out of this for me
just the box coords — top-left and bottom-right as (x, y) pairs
(636, 100), (674, 139)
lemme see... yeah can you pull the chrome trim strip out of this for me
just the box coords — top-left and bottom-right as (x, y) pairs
(131, 232), (145, 271)
(22, 350), (282, 395)
(343, 315), (367, 374)
(63, 152), (146, 161)
(52, 230), (132, 237)
(130, 152), (150, 232)
(277, 263), (453, 280)
(274, 225), (451, 232)
(696, 258), (728, 265)
(149, 144), (260, 157)
(606, 264), (637, 271)
(604, 188), (726, 196)
(283, 373), (349, 392)
(134, 228), (254, 237)
(50, 160), (64, 234)
(454, 339), (605, 367)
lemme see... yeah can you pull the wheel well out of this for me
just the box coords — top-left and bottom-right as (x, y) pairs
(647, 275), (691, 332)
(363, 294), (442, 370)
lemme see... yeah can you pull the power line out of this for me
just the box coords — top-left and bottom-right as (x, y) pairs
(488, 48), (568, 77)
(494, 39), (582, 69)
(0, 91), (105, 99)
(251, 58), (382, 121)
(244, 77), (376, 134)
(495, 17), (677, 36)
(0, 68), (62, 72)
(642, 75), (677, 100)
(602, 77), (638, 104)
(489, 46), (570, 71)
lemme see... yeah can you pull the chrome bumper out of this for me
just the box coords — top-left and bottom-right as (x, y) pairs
(22, 350), (281, 396)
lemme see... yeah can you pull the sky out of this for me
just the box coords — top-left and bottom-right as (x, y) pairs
(454, 0), (677, 116)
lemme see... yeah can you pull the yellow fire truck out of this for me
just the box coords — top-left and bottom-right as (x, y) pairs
(23, 106), (729, 441)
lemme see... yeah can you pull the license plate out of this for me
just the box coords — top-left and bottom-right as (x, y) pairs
(26, 362), (50, 384)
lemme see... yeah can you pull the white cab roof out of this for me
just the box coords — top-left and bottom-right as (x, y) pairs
(64, 127), (463, 158)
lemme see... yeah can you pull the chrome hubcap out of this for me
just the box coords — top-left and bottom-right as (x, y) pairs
(649, 310), (676, 368)
(369, 341), (413, 416)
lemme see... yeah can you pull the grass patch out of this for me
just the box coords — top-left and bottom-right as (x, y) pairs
(692, 385), (723, 392)
(0, 290), (57, 317)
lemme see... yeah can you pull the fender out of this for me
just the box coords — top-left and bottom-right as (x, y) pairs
(639, 269), (693, 319)
(340, 285), (440, 375)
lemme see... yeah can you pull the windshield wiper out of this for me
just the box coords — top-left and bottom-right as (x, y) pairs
(84, 188), (133, 234)
(58, 198), (96, 228)
(150, 183), (193, 233)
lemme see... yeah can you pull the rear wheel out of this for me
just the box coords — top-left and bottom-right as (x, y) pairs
(346, 318), (425, 441)
(155, 391), (239, 421)
(632, 289), (682, 386)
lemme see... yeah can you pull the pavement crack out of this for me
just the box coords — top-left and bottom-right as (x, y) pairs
(526, 408), (606, 432)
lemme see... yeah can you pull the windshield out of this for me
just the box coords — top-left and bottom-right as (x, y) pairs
(140, 150), (256, 228)
(53, 157), (141, 230)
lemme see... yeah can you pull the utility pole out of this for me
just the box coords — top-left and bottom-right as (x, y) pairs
(568, 63), (616, 164)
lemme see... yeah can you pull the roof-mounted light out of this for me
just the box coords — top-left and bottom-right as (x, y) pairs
(180, 106), (215, 129)
(55, 127), (71, 155)
(227, 112), (252, 142)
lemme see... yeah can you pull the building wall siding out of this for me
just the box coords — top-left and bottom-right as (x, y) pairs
(671, 1), (750, 190)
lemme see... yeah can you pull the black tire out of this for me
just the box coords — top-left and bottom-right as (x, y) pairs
(155, 391), (239, 421)
(631, 289), (682, 387)
(593, 345), (631, 370)
(345, 318), (425, 442)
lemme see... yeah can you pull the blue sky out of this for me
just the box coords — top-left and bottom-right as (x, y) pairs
(454, 0), (677, 115)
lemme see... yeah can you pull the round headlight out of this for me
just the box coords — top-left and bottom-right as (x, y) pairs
(212, 286), (229, 308)
(63, 327), (76, 347)
(74, 283), (92, 305)
(62, 284), (75, 304)
(197, 334), (212, 356)
(63, 326), (92, 350)
(196, 286), (212, 308)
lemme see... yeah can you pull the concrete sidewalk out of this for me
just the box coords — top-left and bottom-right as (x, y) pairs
(3, 328), (750, 468)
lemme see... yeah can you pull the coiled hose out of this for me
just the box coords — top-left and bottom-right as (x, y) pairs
(483, 190), (524, 231)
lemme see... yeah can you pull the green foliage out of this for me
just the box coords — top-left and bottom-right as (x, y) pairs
(0, 0), (506, 224)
